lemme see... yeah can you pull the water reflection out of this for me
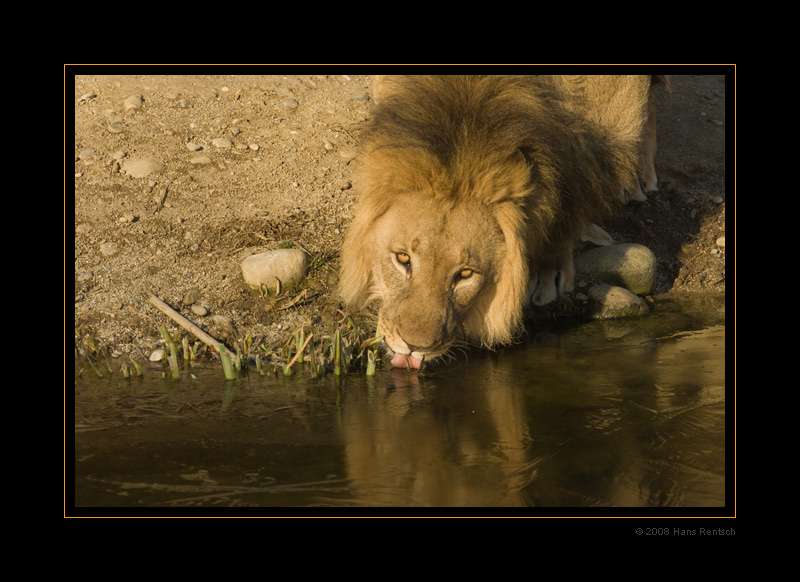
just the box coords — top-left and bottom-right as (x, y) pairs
(73, 293), (728, 510)
(341, 324), (724, 507)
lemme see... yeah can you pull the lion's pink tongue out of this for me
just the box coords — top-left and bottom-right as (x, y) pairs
(390, 352), (422, 369)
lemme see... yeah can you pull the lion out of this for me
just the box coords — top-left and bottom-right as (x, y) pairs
(340, 75), (660, 369)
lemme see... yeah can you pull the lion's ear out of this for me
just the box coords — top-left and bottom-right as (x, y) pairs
(516, 147), (532, 167)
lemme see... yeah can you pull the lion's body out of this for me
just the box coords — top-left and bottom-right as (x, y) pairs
(340, 75), (656, 367)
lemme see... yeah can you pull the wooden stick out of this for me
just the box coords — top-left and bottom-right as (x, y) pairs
(286, 333), (313, 370)
(147, 292), (230, 357)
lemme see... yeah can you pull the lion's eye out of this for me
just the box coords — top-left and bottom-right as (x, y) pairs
(395, 252), (411, 267)
(458, 268), (474, 280)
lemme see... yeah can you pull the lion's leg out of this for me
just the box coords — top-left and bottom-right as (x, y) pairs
(528, 239), (576, 306)
(621, 180), (648, 203)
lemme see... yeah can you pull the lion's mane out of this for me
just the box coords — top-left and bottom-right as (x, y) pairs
(340, 75), (650, 355)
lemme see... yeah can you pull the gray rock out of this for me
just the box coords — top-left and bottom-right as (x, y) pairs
(241, 248), (308, 292)
(575, 243), (656, 296)
(587, 285), (649, 319)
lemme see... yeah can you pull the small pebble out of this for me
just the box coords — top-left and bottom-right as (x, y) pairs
(124, 95), (144, 110)
(716, 236), (725, 248)
(191, 304), (208, 316)
(100, 242), (118, 256)
(183, 288), (201, 305)
(186, 142), (203, 152)
(712, 196), (724, 204)
(212, 138), (233, 149)
(149, 348), (165, 362)
(123, 157), (162, 178)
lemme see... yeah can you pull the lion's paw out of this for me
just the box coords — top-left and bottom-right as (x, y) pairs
(528, 260), (576, 306)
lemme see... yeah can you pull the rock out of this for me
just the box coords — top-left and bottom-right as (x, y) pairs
(99, 242), (118, 256)
(78, 147), (100, 161)
(189, 155), (212, 165)
(212, 137), (233, 149)
(280, 97), (299, 109)
(123, 157), (162, 178)
(241, 248), (308, 292)
(124, 95), (144, 110)
(191, 304), (208, 316)
(149, 348), (165, 362)
(183, 288), (201, 305)
(587, 285), (649, 319)
(575, 243), (656, 296)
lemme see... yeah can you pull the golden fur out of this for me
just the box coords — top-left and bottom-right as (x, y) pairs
(340, 75), (657, 366)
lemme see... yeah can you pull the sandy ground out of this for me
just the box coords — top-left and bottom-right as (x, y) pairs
(72, 72), (728, 362)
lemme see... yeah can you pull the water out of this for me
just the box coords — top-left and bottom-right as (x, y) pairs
(72, 292), (728, 512)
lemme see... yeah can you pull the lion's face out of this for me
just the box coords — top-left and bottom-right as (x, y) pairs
(347, 192), (514, 368)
